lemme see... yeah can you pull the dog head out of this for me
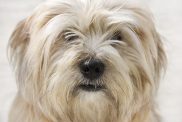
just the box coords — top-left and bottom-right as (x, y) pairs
(8, 0), (166, 121)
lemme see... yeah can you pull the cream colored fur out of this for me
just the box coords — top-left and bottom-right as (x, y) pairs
(8, 0), (166, 122)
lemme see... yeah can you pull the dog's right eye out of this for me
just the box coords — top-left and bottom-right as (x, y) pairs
(63, 31), (79, 42)
(65, 35), (79, 42)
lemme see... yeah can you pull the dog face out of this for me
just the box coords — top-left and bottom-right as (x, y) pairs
(8, 0), (166, 121)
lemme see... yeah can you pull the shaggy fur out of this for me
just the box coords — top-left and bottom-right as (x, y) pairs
(8, 0), (166, 122)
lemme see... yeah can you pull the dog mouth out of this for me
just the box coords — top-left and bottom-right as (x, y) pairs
(78, 83), (105, 92)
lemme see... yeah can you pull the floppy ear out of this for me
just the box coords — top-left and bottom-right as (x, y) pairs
(153, 32), (167, 81)
(8, 19), (31, 89)
(8, 20), (29, 66)
(8, 19), (30, 61)
(8, 19), (30, 69)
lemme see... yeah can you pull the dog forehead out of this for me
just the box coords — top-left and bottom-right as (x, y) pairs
(64, 5), (112, 32)
(43, 0), (126, 31)
(31, 0), (151, 37)
(34, 0), (151, 45)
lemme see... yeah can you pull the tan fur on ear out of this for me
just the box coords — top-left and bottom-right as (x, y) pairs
(8, 19), (30, 67)
(8, 19), (33, 100)
(154, 32), (167, 81)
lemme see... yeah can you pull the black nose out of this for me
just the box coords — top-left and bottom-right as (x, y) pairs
(79, 59), (105, 80)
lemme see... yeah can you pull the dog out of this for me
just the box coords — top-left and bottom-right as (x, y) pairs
(8, 0), (166, 122)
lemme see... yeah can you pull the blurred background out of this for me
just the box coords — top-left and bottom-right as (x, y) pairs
(0, 0), (182, 122)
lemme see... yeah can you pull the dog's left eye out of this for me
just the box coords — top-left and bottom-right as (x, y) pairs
(111, 32), (123, 41)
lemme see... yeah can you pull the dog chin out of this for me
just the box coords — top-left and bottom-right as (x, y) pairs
(70, 86), (117, 122)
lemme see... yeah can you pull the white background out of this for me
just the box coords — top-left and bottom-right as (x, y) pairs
(0, 0), (182, 122)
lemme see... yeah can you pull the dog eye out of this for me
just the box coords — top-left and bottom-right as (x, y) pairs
(63, 31), (79, 42)
(111, 32), (123, 41)
(65, 35), (79, 41)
